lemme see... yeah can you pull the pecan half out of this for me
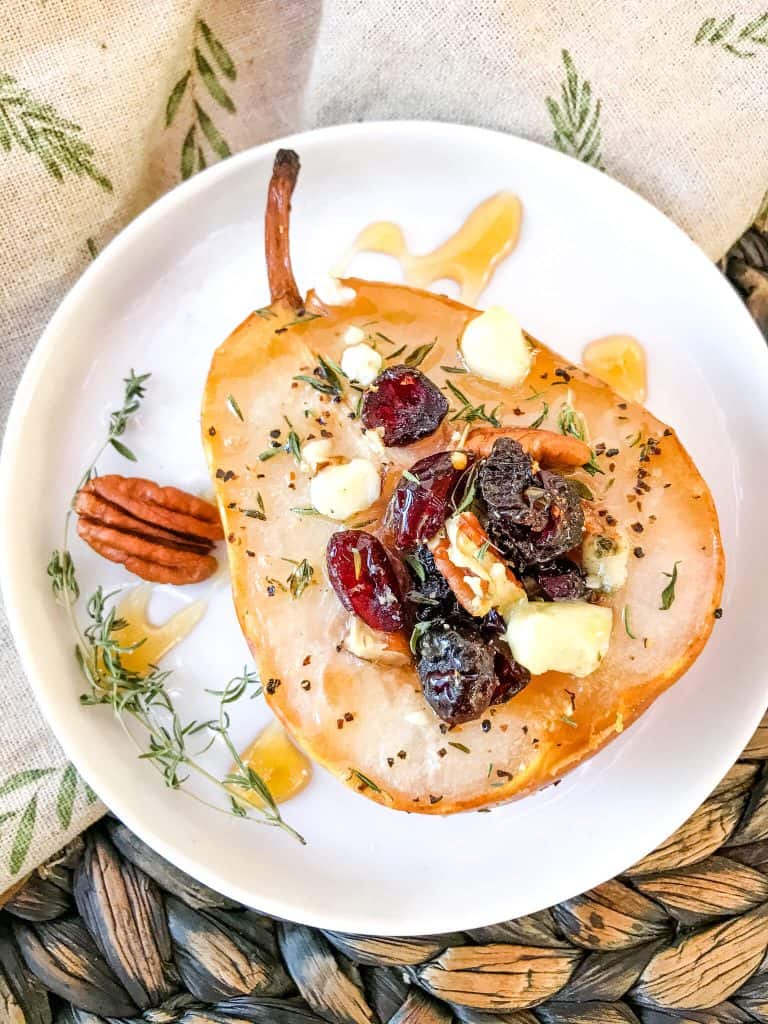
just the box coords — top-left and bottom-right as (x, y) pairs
(75, 475), (224, 585)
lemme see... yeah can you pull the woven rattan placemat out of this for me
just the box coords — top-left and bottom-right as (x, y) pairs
(1, 226), (767, 1024)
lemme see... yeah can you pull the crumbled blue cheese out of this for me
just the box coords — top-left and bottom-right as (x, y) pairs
(504, 601), (613, 678)
(460, 306), (531, 386)
(309, 458), (380, 519)
(300, 439), (333, 475)
(343, 617), (409, 666)
(342, 325), (366, 346)
(341, 342), (382, 385)
(582, 530), (630, 593)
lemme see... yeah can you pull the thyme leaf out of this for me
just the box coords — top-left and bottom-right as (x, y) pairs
(446, 380), (502, 427)
(226, 394), (244, 421)
(410, 619), (434, 654)
(530, 401), (549, 430)
(283, 557), (314, 598)
(660, 562), (681, 610)
(623, 605), (636, 639)
(404, 339), (436, 368)
(350, 769), (382, 793)
(404, 553), (426, 583)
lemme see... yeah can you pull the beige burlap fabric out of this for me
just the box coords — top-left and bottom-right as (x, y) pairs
(0, 0), (766, 889)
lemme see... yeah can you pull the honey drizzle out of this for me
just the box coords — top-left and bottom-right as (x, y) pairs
(334, 191), (523, 304)
(114, 584), (205, 674)
(234, 720), (312, 806)
(582, 334), (647, 403)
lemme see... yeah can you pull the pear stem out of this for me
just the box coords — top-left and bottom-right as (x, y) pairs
(265, 149), (304, 311)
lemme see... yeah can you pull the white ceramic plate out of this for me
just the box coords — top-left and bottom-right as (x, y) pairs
(2, 122), (766, 936)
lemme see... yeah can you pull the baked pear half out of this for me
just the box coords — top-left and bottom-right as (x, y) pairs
(201, 150), (724, 814)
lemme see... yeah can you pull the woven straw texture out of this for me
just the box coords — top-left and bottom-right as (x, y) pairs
(0, 219), (765, 1024)
(2, 702), (768, 1024)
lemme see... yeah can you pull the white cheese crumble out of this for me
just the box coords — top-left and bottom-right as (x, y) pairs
(314, 274), (356, 306)
(310, 458), (380, 520)
(504, 601), (613, 678)
(300, 439), (333, 475)
(342, 325), (366, 346)
(343, 617), (409, 666)
(340, 342), (382, 385)
(582, 530), (630, 593)
(362, 429), (386, 456)
(460, 306), (531, 386)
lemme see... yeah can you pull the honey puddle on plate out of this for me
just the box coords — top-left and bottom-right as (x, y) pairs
(115, 584), (205, 674)
(234, 721), (312, 807)
(115, 585), (311, 806)
(582, 334), (647, 404)
(334, 191), (523, 305)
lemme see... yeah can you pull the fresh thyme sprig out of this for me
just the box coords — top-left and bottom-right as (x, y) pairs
(46, 369), (303, 843)
(88, 370), (151, 475)
(557, 399), (604, 477)
(530, 401), (549, 430)
(404, 339), (436, 368)
(70, 586), (303, 841)
(258, 418), (304, 465)
(207, 674), (304, 841)
(49, 370), (152, 607)
(293, 354), (347, 398)
(282, 557), (314, 598)
(445, 380), (502, 427)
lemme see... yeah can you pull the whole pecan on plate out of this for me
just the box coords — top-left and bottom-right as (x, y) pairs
(75, 475), (224, 584)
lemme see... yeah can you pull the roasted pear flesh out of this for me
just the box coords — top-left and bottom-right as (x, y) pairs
(201, 151), (724, 814)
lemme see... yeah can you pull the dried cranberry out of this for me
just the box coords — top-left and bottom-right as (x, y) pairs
(361, 365), (448, 446)
(387, 451), (471, 549)
(416, 620), (496, 725)
(526, 558), (588, 601)
(491, 648), (531, 705)
(326, 530), (404, 633)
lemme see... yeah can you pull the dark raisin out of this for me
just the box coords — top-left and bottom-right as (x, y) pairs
(478, 438), (542, 526)
(481, 440), (585, 565)
(387, 451), (471, 549)
(491, 649), (531, 705)
(526, 558), (588, 601)
(326, 530), (404, 632)
(479, 607), (507, 638)
(361, 365), (448, 446)
(416, 620), (496, 726)
(405, 544), (459, 621)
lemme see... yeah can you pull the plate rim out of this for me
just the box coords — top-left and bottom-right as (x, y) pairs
(2, 118), (766, 934)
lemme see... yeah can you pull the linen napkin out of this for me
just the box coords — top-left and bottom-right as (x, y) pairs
(1, 0), (766, 890)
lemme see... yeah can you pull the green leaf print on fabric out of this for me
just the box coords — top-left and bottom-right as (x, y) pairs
(0, 74), (113, 191)
(0, 769), (56, 798)
(56, 763), (78, 829)
(545, 51), (604, 170)
(756, 187), (768, 232)
(0, 762), (96, 875)
(695, 12), (768, 57)
(166, 19), (237, 180)
(10, 793), (38, 875)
